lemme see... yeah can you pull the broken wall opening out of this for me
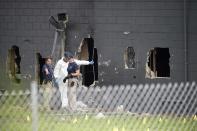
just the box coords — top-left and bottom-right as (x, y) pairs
(35, 53), (45, 85)
(93, 48), (98, 81)
(78, 38), (98, 87)
(124, 47), (135, 69)
(36, 53), (62, 109)
(146, 47), (170, 79)
(57, 13), (68, 21)
(6, 45), (21, 83)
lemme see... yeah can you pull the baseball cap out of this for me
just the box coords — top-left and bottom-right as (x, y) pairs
(64, 51), (73, 58)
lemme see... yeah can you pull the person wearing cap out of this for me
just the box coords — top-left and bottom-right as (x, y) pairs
(63, 56), (80, 112)
(54, 51), (94, 111)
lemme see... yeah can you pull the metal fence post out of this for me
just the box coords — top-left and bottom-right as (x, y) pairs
(31, 81), (38, 131)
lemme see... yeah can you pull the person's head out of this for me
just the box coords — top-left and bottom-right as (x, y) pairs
(45, 57), (52, 65)
(63, 51), (74, 63)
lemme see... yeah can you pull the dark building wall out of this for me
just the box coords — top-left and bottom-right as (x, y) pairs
(94, 0), (185, 85)
(0, 0), (196, 86)
(188, 1), (197, 81)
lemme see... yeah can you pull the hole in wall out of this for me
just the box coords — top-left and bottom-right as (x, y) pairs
(57, 13), (68, 21)
(146, 47), (170, 79)
(35, 54), (54, 85)
(77, 38), (98, 86)
(12, 45), (21, 74)
(6, 45), (21, 83)
(124, 47), (135, 69)
(35, 53), (45, 84)
(93, 48), (98, 81)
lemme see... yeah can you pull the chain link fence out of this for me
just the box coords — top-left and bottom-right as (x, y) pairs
(0, 81), (197, 131)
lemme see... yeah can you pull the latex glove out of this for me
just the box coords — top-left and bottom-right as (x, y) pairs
(89, 60), (94, 65)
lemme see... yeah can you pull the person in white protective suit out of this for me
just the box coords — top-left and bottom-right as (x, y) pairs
(54, 51), (93, 110)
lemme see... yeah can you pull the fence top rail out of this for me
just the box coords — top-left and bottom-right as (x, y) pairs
(0, 81), (196, 95)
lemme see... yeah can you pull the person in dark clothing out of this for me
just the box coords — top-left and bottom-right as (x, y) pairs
(42, 58), (54, 83)
(62, 52), (81, 111)
(41, 57), (54, 110)
(63, 62), (79, 82)
(68, 61), (79, 74)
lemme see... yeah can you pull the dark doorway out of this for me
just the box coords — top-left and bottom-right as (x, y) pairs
(78, 38), (98, 86)
(146, 48), (170, 78)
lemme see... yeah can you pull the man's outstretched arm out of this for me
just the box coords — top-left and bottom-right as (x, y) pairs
(74, 59), (94, 65)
